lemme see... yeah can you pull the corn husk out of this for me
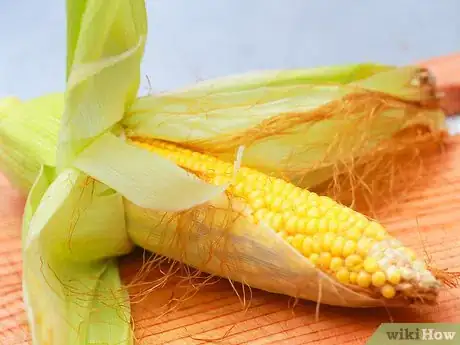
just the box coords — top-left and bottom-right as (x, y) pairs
(0, 1), (450, 344)
(125, 64), (446, 189)
(0, 94), (62, 193)
(21, 0), (146, 343)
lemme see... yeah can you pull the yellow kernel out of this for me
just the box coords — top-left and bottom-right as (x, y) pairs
(281, 183), (295, 195)
(354, 218), (369, 229)
(282, 211), (294, 222)
(347, 227), (362, 241)
(263, 211), (275, 224)
(318, 195), (335, 206)
(319, 204), (330, 214)
(371, 271), (386, 287)
(270, 213), (284, 230)
(289, 188), (302, 199)
(285, 216), (298, 234)
(306, 219), (318, 235)
(254, 208), (268, 221)
(356, 271), (372, 288)
(272, 179), (286, 193)
(280, 200), (293, 211)
(296, 218), (308, 233)
(342, 240), (357, 257)
(318, 218), (328, 232)
(331, 236), (346, 256)
(302, 237), (313, 256)
(248, 190), (263, 200)
(357, 238), (372, 256)
(336, 267), (350, 284)
(346, 215), (357, 226)
(364, 222), (384, 238)
(311, 236), (322, 253)
(345, 254), (362, 269)
(328, 219), (339, 232)
(296, 203), (308, 215)
(309, 253), (319, 265)
(381, 284), (396, 299)
(291, 234), (304, 250)
(307, 192), (318, 202)
(338, 208), (352, 221)
(251, 198), (265, 210)
(271, 197), (283, 211)
(318, 252), (332, 269)
(322, 232), (336, 251)
(253, 180), (266, 191)
(363, 257), (379, 274)
(330, 257), (343, 271)
(387, 267), (401, 285)
(326, 206), (340, 218)
(307, 208), (320, 218)
(349, 272), (358, 284)
(244, 182), (255, 194)
(265, 194), (274, 206)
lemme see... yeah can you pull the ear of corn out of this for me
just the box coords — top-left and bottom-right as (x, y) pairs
(124, 65), (446, 189)
(124, 138), (440, 307)
(0, 94), (62, 192)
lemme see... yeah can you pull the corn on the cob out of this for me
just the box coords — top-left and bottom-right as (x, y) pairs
(129, 137), (440, 304)
(8, 1), (451, 344)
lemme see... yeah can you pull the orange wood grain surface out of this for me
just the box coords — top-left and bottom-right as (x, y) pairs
(1, 55), (460, 344)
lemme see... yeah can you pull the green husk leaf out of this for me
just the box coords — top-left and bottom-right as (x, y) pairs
(0, 93), (63, 192)
(23, 166), (133, 344)
(0, 96), (21, 117)
(58, 0), (147, 169)
(166, 63), (393, 95)
(74, 132), (232, 211)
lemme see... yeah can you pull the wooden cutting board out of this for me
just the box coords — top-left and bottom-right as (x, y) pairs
(1, 134), (460, 345)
